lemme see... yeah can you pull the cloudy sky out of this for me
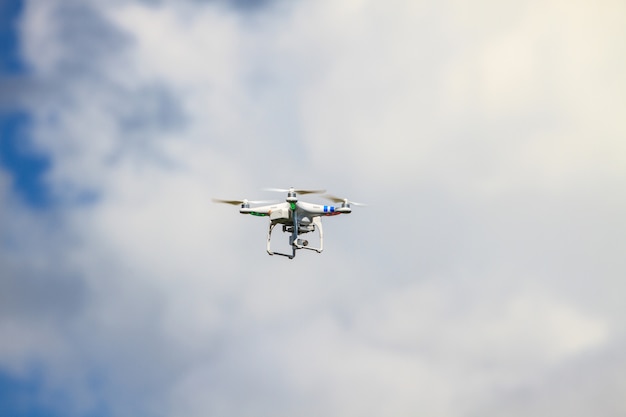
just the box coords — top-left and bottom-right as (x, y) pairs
(1, 0), (625, 416)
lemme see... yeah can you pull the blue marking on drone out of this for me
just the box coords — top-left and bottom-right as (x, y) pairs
(324, 206), (334, 213)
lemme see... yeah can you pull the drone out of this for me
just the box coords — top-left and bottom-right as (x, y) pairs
(213, 187), (364, 259)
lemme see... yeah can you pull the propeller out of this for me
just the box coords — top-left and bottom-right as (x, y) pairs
(212, 198), (276, 205)
(323, 194), (367, 206)
(264, 187), (326, 195)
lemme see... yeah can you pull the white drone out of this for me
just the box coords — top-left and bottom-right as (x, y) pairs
(213, 187), (364, 259)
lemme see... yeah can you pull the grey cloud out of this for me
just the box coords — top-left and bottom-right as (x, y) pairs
(117, 86), (186, 133)
(11, 1), (191, 197)
(0, 258), (85, 320)
(479, 339), (626, 417)
(28, 2), (130, 76)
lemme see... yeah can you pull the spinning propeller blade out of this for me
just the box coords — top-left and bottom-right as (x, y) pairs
(212, 198), (276, 205)
(323, 194), (367, 206)
(264, 187), (326, 195)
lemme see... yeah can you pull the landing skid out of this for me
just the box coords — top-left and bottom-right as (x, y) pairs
(266, 217), (323, 259)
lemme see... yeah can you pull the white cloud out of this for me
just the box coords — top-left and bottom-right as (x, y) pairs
(1, 0), (625, 416)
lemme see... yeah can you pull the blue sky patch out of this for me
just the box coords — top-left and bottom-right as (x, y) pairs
(0, 113), (52, 208)
(0, 368), (110, 417)
(0, 0), (26, 75)
(0, 369), (61, 417)
(0, 0), (53, 208)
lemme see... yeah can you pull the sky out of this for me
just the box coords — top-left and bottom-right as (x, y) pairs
(0, 0), (625, 416)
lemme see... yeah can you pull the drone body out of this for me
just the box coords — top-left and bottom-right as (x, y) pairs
(214, 188), (362, 259)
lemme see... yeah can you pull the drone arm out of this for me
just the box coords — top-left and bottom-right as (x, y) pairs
(240, 202), (283, 216)
(240, 207), (270, 216)
(296, 202), (351, 216)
